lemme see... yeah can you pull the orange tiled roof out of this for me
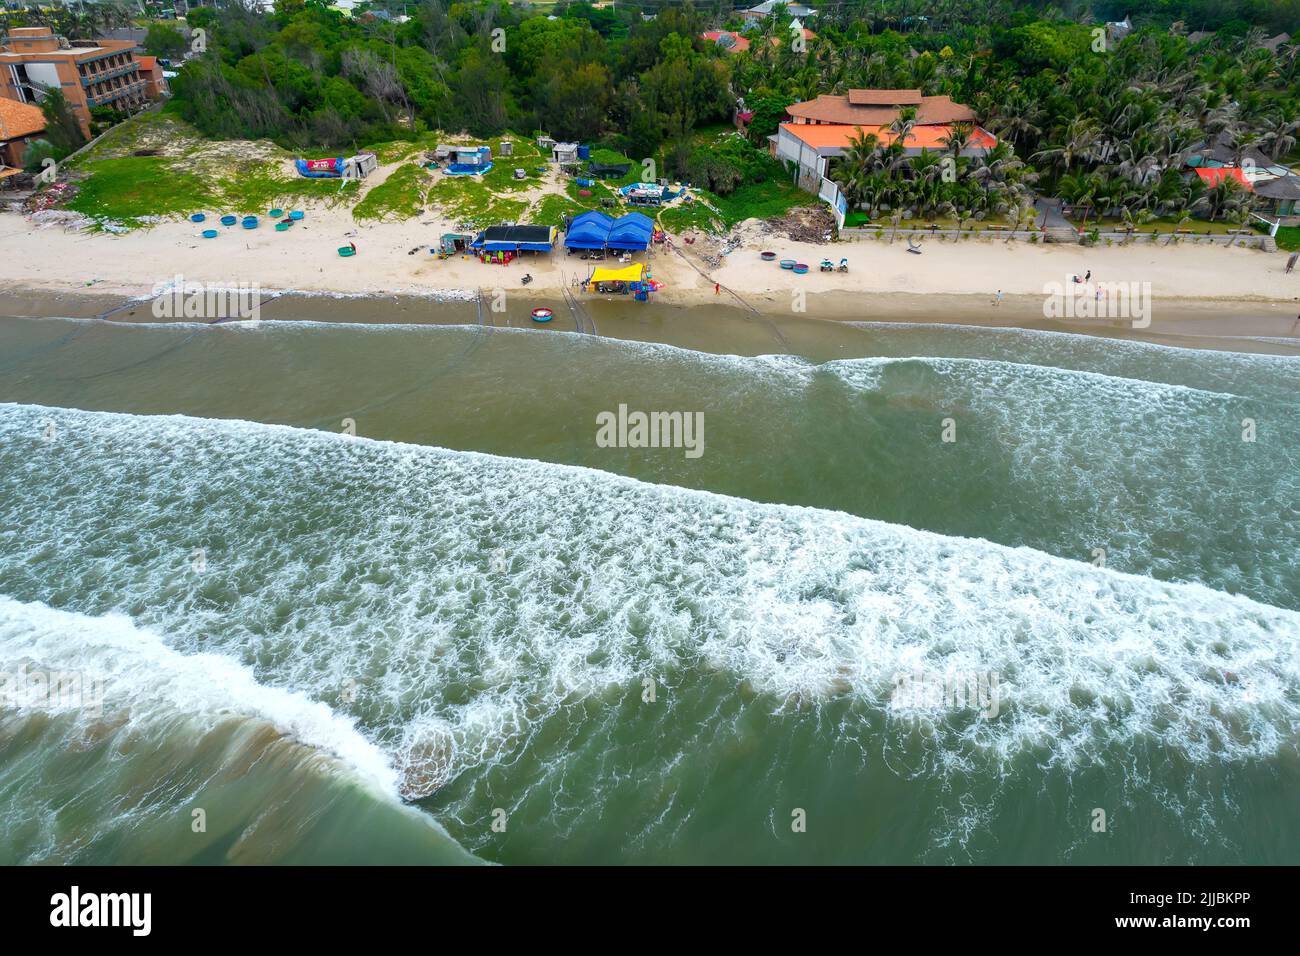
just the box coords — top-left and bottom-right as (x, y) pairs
(0, 97), (46, 140)
(1194, 167), (1253, 190)
(787, 92), (977, 125)
(137, 55), (157, 70)
(780, 122), (997, 151)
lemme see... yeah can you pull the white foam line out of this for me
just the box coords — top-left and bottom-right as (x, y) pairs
(0, 596), (402, 798)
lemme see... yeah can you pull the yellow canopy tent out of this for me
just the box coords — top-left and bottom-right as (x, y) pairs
(587, 263), (645, 285)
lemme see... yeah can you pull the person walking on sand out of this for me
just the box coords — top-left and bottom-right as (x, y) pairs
(714, 282), (720, 295)
(993, 289), (1003, 307)
(1287, 252), (1298, 274)
(1084, 269), (1091, 284)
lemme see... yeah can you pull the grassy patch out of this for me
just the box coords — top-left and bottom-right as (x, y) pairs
(352, 163), (429, 222)
(362, 138), (432, 164)
(1274, 226), (1300, 251)
(67, 156), (216, 223)
(659, 199), (725, 234)
(1090, 216), (1252, 235)
(659, 179), (815, 234)
(531, 192), (587, 226)
(428, 172), (529, 226)
(710, 179), (818, 227)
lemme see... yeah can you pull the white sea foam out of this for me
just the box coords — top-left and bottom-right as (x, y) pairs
(0, 595), (402, 798)
(2, 402), (1298, 803)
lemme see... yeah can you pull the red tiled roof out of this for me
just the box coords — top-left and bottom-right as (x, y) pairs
(0, 97), (46, 140)
(137, 55), (157, 71)
(780, 122), (997, 151)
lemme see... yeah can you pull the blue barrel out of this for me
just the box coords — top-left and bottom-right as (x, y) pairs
(220, 215), (237, 226)
(577, 145), (590, 160)
(190, 213), (206, 223)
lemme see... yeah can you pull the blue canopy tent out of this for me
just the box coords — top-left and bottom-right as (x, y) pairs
(606, 212), (654, 251)
(564, 210), (614, 249)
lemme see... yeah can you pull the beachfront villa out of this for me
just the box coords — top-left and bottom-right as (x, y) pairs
(772, 88), (997, 194)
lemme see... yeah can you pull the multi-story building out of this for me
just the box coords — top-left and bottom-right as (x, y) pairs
(772, 89), (997, 194)
(0, 27), (150, 139)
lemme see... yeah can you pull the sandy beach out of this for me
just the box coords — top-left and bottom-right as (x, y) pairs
(4, 205), (1300, 344)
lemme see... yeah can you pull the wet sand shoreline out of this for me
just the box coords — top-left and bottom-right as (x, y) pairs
(3, 285), (1299, 359)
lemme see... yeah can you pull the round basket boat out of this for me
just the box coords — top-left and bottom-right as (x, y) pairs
(760, 251), (776, 261)
(275, 222), (291, 232)
(201, 229), (219, 238)
(190, 213), (206, 223)
(792, 263), (809, 274)
(241, 216), (259, 229)
(289, 210), (305, 221)
(220, 215), (237, 226)
(531, 307), (554, 323)
(268, 208), (284, 218)
(338, 246), (356, 257)
(779, 259), (796, 270)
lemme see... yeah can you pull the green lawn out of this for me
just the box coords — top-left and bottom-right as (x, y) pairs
(67, 156), (215, 222)
(1274, 226), (1300, 251)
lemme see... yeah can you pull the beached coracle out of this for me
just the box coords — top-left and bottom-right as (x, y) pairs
(338, 246), (356, 257)
(220, 215), (237, 226)
(793, 263), (809, 274)
(241, 216), (259, 229)
(269, 208), (284, 218)
(779, 259), (796, 270)
(760, 251), (777, 261)
(289, 211), (305, 221)
(531, 308), (554, 323)
(275, 222), (291, 232)
(190, 213), (206, 223)
(201, 229), (219, 238)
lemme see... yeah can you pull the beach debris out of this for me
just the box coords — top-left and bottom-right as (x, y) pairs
(759, 205), (836, 243)
(22, 181), (78, 215)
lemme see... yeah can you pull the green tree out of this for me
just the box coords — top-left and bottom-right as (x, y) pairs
(145, 22), (189, 60)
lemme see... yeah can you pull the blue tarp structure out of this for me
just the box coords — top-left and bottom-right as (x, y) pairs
(564, 210), (614, 249)
(565, 211), (652, 251)
(606, 212), (654, 250)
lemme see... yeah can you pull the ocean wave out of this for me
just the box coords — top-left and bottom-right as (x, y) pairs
(1, 403), (1296, 783)
(0, 596), (481, 864)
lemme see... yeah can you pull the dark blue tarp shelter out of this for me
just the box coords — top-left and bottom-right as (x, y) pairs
(471, 224), (556, 252)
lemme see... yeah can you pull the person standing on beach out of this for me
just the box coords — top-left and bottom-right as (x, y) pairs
(993, 290), (1003, 307)
(1286, 252), (1298, 274)
(714, 282), (720, 295)
(1085, 269), (1091, 283)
